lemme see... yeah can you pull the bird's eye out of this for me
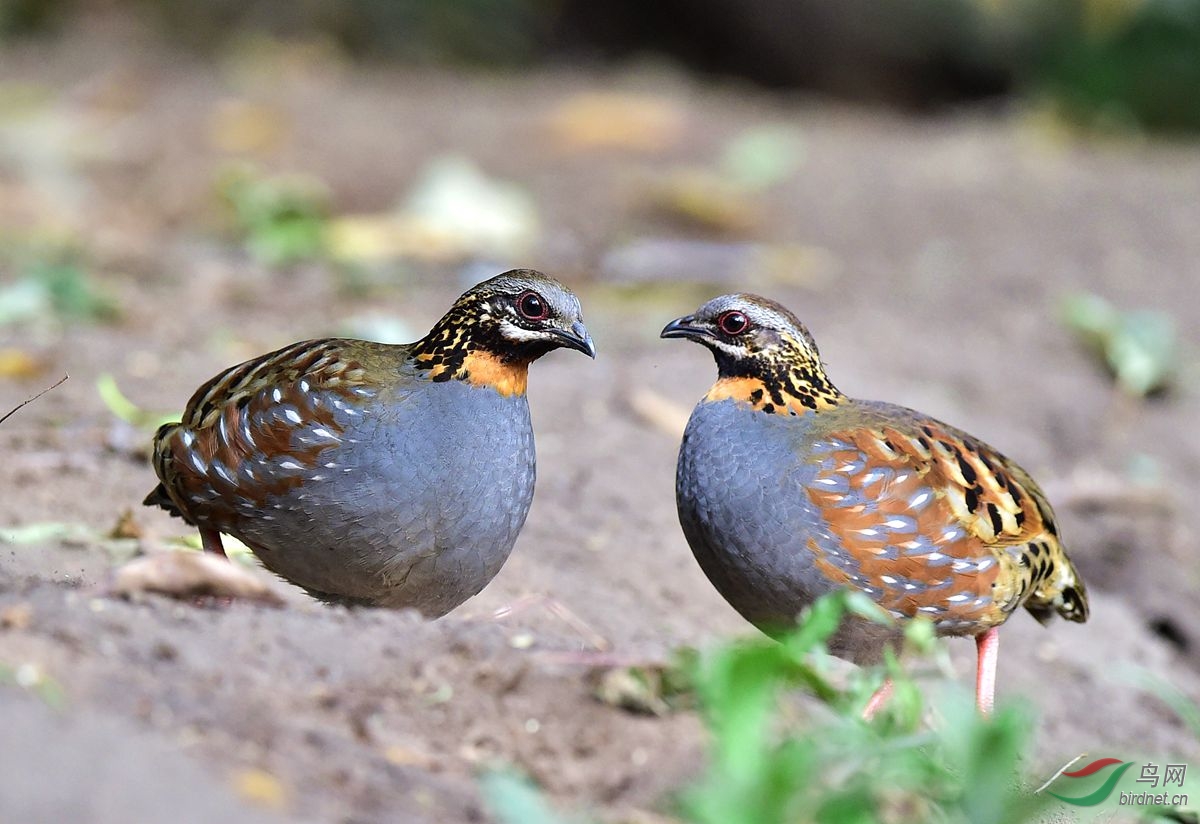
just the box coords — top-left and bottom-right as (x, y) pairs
(717, 310), (749, 336)
(516, 291), (549, 321)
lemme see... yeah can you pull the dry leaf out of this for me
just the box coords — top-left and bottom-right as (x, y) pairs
(546, 92), (685, 153)
(0, 603), (33, 630)
(384, 745), (434, 768)
(644, 169), (761, 234)
(625, 388), (689, 439)
(209, 99), (289, 154)
(0, 348), (44, 379)
(108, 551), (285, 605)
(328, 157), (539, 264)
(107, 508), (144, 540)
(233, 768), (287, 810)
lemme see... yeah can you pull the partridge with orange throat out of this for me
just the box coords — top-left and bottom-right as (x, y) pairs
(662, 294), (1088, 714)
(145, 270), (595, 616)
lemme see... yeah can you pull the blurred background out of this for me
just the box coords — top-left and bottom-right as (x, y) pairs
(7, 0), (1200, 122)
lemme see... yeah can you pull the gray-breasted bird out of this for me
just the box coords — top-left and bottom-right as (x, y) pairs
(145, 270), (595, 616)
(662, 293), (1087, 713)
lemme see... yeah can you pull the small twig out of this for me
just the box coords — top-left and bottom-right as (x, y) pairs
(1034, 753), (1087, 794)
(492, 593), (612, 651)
(0, 375), (68, 427)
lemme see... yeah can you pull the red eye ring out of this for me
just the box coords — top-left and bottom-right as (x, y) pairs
(516, 290), (549, 321)
(717, 310), (749, 336)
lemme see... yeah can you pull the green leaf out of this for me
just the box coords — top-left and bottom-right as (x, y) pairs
(720, 125), (806, 192)
(0, 522), (95, 544)
(96, 373), (179, 430)
(1062, 292), (1177, 396)
(480, 770), (577, 824)
(219, 164), (330, 266)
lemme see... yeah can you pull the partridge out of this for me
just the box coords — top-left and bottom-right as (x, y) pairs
(144, 270), (595, 617)
(662, 294), (1088, 713)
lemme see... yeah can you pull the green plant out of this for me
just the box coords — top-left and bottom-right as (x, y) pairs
(484, 592), (1047, 824)
(0, 248), (118, 328)
(218, 165), (330, 266)
(681, 591), (1042, 824)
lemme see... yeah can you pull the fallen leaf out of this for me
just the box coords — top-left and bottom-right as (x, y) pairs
(0, 348), (45, 379)
(0, 603), (33, 630)
(233, 768), (287, 811)
(1062, 292), (1178, 396)
(384, 745), (434, 768)
(624, 388), (689, 439)
(480, 769), (571, 824)
(328, 156), (539, 264)
(720, 124), (806, 191)
(107, 508), (144, 540)
(108, 551), (285, 605)
(590, 658), (695, 717)
(96, 373), (179, 429)
(326, 214), (418, 263)
(591, 666), (672, 716)
(0, 661), (65, 709)
(402, 155), (539, 260)
(209, 99), (289, 154)
(0, 522), (96, 545)
(546, 92), (685, 153)
(643, 169), (761, 234)
(0, 279), (52, 327)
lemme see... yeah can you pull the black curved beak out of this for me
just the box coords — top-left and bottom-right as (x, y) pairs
(552, 321), (597, 359)
(660, 315), (710, 341)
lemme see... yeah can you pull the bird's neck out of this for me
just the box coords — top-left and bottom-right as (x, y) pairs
(707, 351), (843, 414)
(411, 312), (530, 397)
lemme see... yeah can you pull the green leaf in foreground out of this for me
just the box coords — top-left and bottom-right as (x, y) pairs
(681, 591), (1044, 824)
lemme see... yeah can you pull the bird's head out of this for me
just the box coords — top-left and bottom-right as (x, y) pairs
(415, 270), (595, 395)
(661, 293), (842, 413)
(458, 270), (596, 361)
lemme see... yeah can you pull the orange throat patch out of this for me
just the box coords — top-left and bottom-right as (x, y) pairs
(457, 350), (529, 397)
(704, 376), (837, 415)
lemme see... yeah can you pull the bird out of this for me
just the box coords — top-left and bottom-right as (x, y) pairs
(661, 293), (1088, 714)
(144, 269), (595, 617)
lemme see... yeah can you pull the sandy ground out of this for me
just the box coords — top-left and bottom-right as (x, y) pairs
(0, 26), (1197, 823)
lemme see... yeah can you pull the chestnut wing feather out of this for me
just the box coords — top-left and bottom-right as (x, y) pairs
(147, 339), (394, 528)
(803, 417), (1087, 633)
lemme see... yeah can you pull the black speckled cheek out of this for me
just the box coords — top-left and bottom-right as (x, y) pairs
(237, 379), (536, 616)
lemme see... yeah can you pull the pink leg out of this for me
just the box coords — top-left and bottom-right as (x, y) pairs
(975, 626), (1000, 715)
(862, 678), (894, 720)
(199, 528), (227, 558)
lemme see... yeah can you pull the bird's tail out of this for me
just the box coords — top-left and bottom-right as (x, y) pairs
(142, 482), (183, 518)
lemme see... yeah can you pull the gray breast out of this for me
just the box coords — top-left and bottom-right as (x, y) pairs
(240, 378), (536, 617)
(676, 399), (897, 663)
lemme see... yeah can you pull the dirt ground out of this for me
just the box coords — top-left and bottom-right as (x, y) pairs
(1, 23), (1197, 824)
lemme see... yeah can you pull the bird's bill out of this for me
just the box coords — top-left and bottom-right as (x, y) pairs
(660, 315), (712, 341)
(550, 321), (597, 358)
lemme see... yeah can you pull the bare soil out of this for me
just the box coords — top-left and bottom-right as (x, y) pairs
(1, 25), (1197, 824)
